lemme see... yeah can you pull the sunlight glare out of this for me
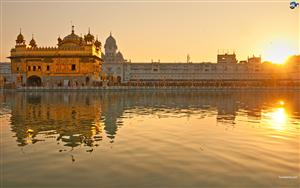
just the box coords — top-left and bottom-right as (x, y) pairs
(263, 39), (297, 64)
(264, 107), (288, 131)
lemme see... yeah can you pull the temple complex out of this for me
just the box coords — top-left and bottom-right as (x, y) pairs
(2, 28), (300, 88)
(9, 26), (102, 87)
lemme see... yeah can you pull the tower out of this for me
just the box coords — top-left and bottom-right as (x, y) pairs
(104, 32), (118, 57)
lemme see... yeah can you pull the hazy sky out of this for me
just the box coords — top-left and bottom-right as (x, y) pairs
(0, 0), (299, 63)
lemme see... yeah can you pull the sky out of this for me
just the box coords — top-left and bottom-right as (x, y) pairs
(0, 0), (299, 63)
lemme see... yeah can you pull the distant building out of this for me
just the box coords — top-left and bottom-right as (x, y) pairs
(248, 56), (261, 64)
(7, 30), (300, 87)
(9, 26), (103, 87)
(101, 33), (129, 84)
(0, 62), (14, 88)
(101, 36), (299, 84)
(217, 53), (238, 64)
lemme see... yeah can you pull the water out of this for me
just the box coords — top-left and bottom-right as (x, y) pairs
(0, 91), (299, 188)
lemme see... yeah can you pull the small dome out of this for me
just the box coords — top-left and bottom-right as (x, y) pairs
(29, 35), (37, 48)
(57, 36), (62, 43)
(84, 28), (95, 42)
(116, 51), (124, 59)
(17, 33), (24, 42)
(104, 32), (117, 49)
(95, 39), (101, 48)
(16, 30), (25, 44)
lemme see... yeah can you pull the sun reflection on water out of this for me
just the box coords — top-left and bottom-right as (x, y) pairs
(263, 103), (289, 131)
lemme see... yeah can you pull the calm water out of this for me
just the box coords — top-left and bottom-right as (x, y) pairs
(0, 91), (299, 188)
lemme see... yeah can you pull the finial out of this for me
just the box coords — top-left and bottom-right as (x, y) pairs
(88, 27), (90, 34)
(72, 25), (75, 34)
(110, 31), (112, 36)
(32, 34), (34, 39)
(20, 28), (22, 34)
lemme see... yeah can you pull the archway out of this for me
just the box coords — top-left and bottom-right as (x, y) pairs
(86, 76), (90, 84)
(27, 76), (42, 86)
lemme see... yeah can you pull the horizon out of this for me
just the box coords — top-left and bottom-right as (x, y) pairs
(1, 0), (299, 63)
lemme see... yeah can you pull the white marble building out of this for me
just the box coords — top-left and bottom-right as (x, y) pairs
(101, 33), (130, 83)
(101, 35), (300, 84)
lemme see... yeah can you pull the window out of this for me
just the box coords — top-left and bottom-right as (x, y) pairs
(72, 64), (76, 71)
(16, 67), (19, 71)
(47, 65), (50, 71)
(28, 66), (31, 71)
(38, 66), (41, 71)
(33, 66), (36, 71)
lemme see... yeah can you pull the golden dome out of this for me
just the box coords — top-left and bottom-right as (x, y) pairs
(29, 35), (37, 48)
(84, 28), (95, 42)
(60, 26), (83, 47)
(16, 29), (25, 44)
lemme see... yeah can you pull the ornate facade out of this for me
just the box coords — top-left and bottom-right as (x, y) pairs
(9, 26), (103, 87)
(101, 33), (129, 84)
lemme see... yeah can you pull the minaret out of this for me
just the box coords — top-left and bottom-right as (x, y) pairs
(29, 34), (37, 48)
(15, 28), (26, 47)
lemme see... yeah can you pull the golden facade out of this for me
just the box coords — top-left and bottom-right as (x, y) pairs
(9, 26), (103, 87)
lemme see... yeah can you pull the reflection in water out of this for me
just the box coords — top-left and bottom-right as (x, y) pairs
(0, 91), (299, 188)
(8, 93), (104, 149)
(1, 91), (299, 150)
(264, 107), (288, 131)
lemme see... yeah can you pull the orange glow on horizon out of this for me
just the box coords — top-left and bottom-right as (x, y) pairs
(263, 39), (297, 65)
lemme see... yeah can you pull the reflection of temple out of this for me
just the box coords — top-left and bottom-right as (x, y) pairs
(10, 93), (104, 147)
(3, 91), (300, 149)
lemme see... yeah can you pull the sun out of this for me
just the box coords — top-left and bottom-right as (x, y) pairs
(263, 39), (297, 64)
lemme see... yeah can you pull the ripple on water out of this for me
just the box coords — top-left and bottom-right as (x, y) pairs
(1, 91), (299, 188)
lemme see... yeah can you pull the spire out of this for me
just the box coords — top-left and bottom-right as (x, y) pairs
(88, 27), (90, 34)
(57, 35), (62, 46)
(16, 28), (25, 45)
(29, 33), (37, 48)
(71, 25), (75, 34)
(110, 31), (112, 36)
(94, 35), (101, 48)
